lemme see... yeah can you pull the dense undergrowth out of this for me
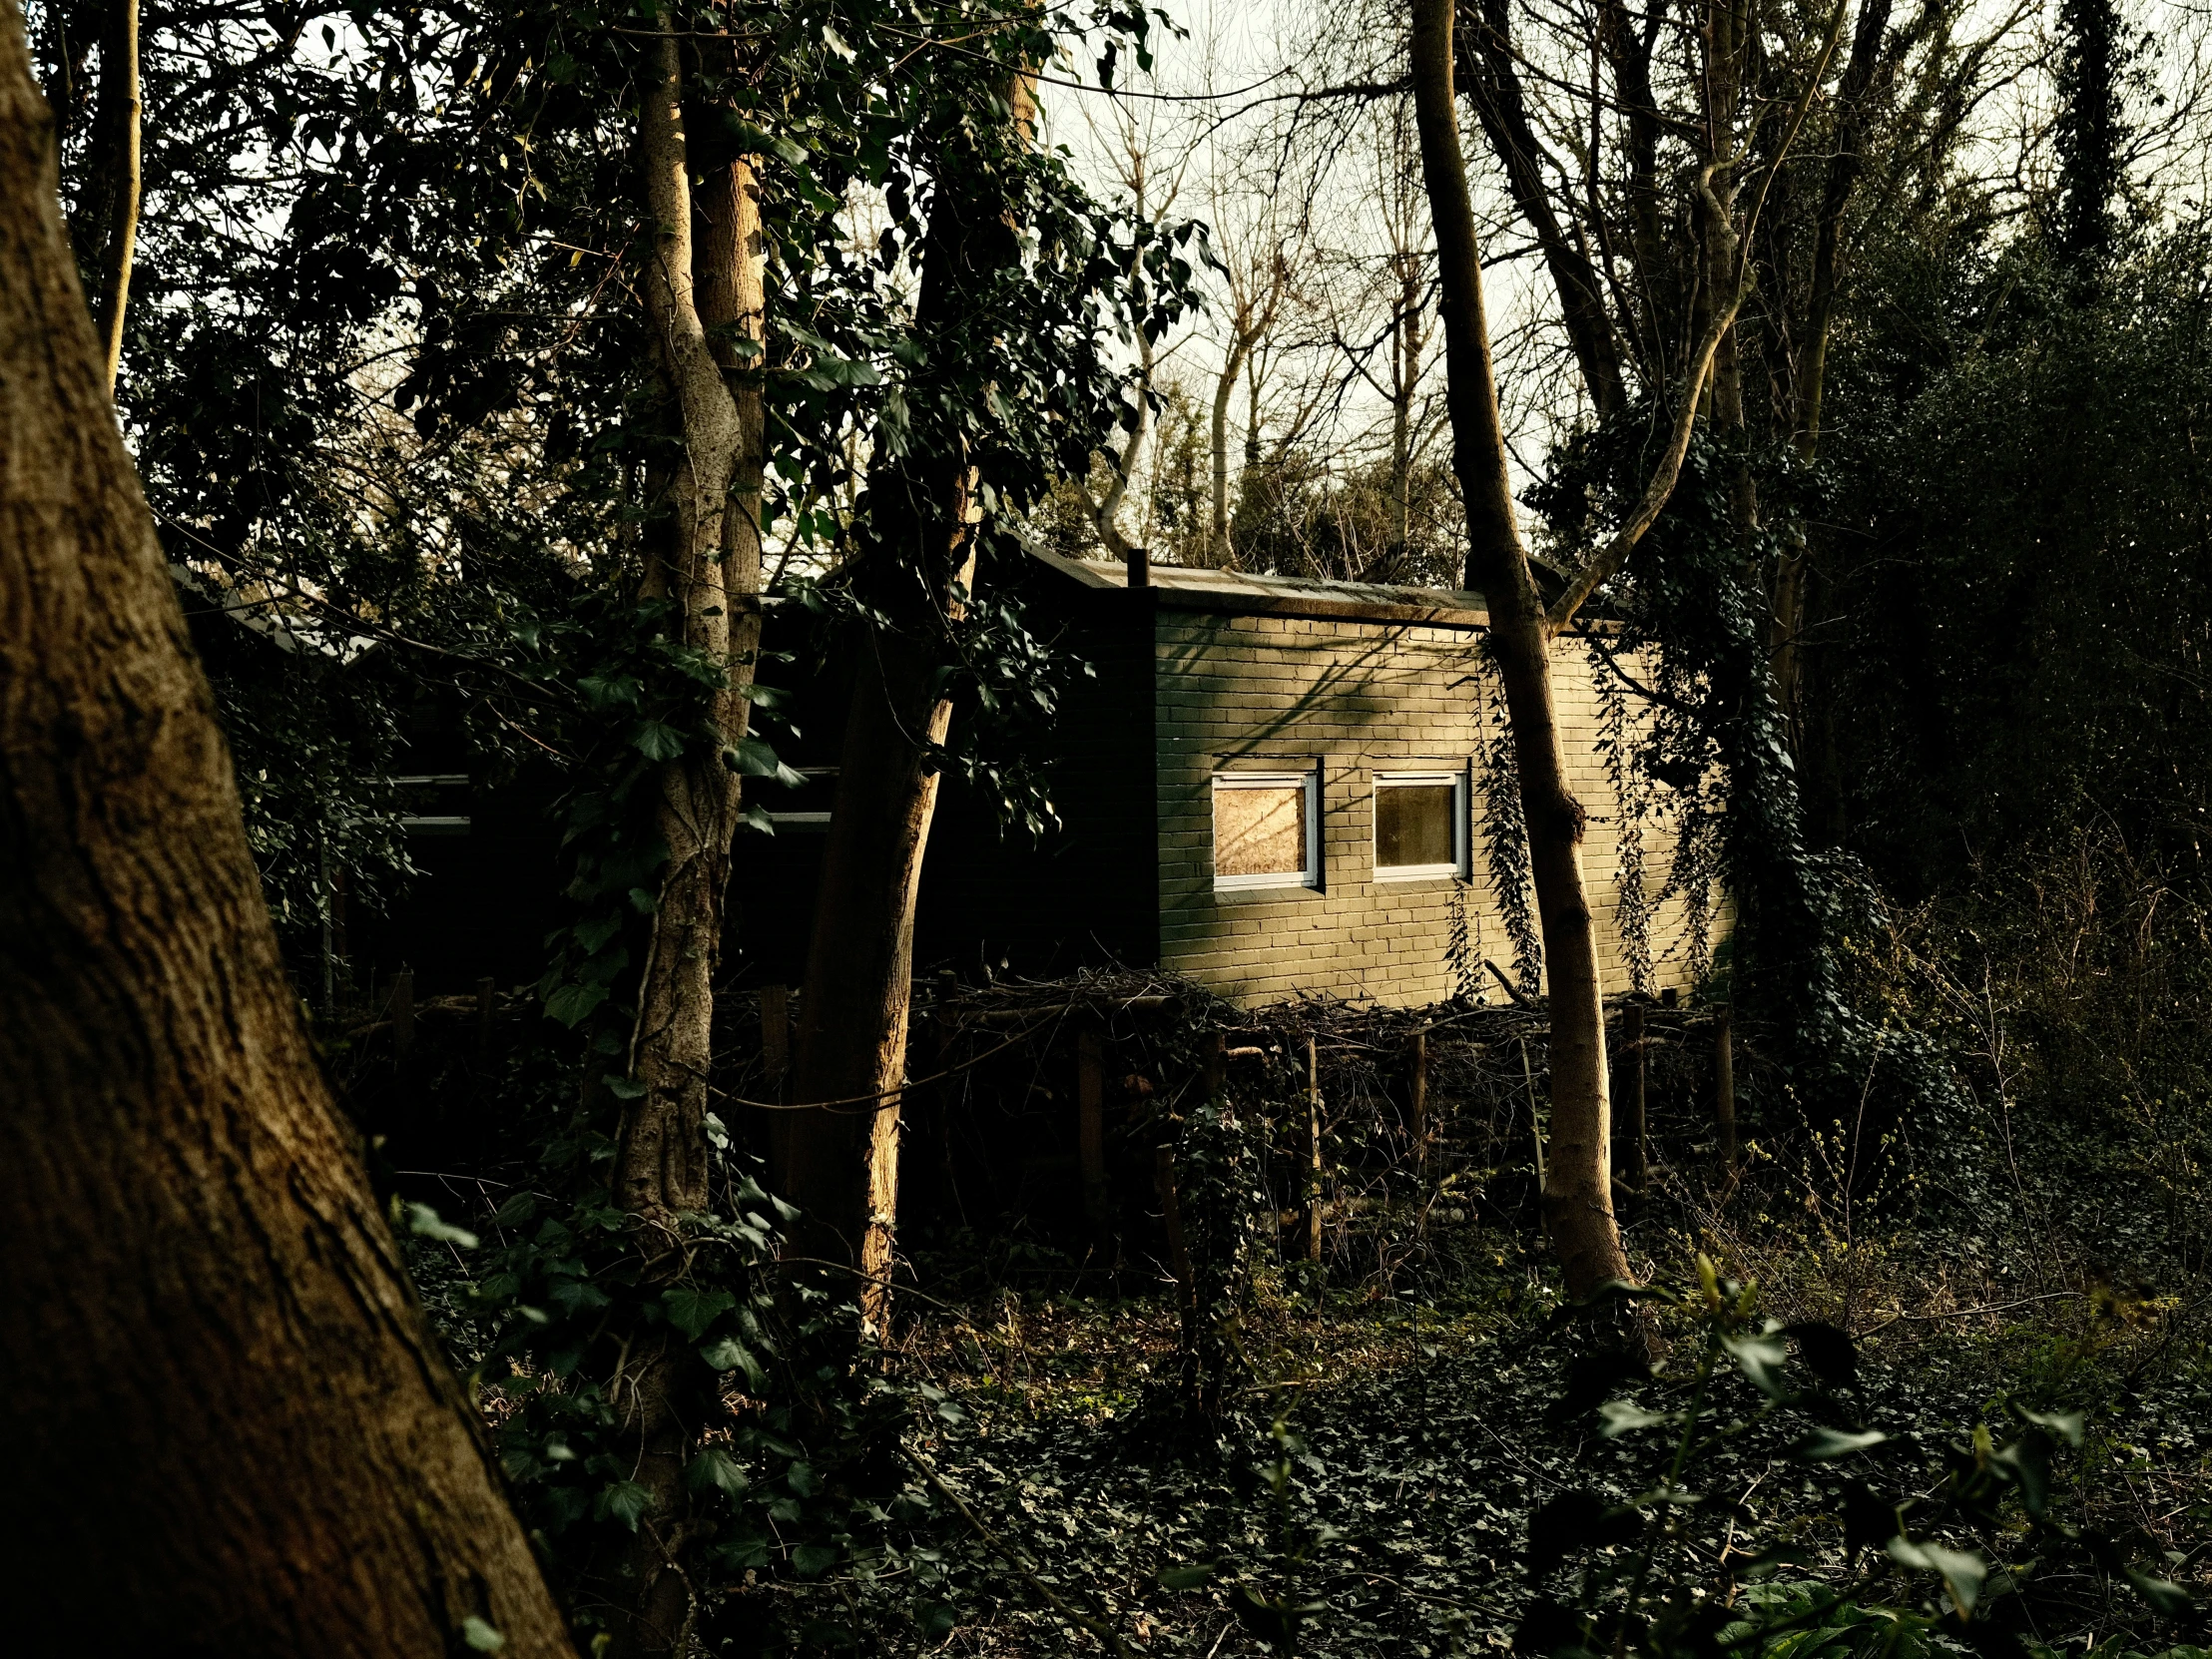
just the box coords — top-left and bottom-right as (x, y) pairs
(738, 1198), (2209, 1657)
(385, 835), (2212, 1658)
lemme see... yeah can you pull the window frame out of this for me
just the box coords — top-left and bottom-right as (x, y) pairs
(1211, 767), (1322, 892)
(1373, 768), (1469, 881)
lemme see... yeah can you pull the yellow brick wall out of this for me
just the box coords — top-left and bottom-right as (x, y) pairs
(1154, 610), (1715, 1008)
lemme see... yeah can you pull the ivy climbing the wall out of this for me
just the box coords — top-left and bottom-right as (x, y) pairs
(1475, 642), (1544, 1000)
(1589, 636), (1658, 999)
(1532, 425), (1967, 1168)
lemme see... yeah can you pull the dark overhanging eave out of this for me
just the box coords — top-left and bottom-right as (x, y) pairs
(1026, 546), (1493, 630)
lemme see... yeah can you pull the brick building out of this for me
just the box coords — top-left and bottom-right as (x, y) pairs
(849, 549), (1720, 1008)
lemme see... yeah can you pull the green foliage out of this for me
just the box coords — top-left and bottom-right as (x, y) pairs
(1822, 224), (2212, 897)
(1475, 644), (1544, 999)
(1591, 637), (1658, 998)
(1521, 1263), (2194, 1659)
(455, 1101), (925, 1627)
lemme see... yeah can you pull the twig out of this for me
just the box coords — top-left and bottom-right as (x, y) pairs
(1854, 1292), (2077, 1337)
(716, 1003), (1077, 1111)
(1484, 958), (1539, 1009)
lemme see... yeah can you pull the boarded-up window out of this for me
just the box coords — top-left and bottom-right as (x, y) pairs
(1213, 772), (1317, 888)
(1376, 772), (1465, 877)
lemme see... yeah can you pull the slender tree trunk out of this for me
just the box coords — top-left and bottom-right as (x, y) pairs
(1091, 323), (1152, 558)
(1408, 0), (1631, 1298)
(783, 552), (972, 1313)
(1696, 0), (1759, 536)
(1390, 259), (1415, 559)
(0, 17), (578, 1652)
(95, 0), (138, 389)
(1595, 0), (1668, 374)
(1210, 332), (1251, 566)
(1462, 0), (1626, 417)
(784, 71), (1036, 1329)
(1774, 0), (1892, 734)
(605, 29), (765, 1654)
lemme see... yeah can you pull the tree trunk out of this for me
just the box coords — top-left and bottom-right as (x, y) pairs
(1462, 0), (1626, 418)
(1210, 332), (1250, 567)
(783, 571), (971, 1317)
(1696, 0), (1759, 537)
(0, 16), (578, 1653)
(604, 27), (766, 1654)
(1774, 0), (1893, 735)
(784, 71), (1036, 1328)
(81, 0), (140, 390)
(1409, 0), (1632, 1300)
(1390, 254), (1417, 560)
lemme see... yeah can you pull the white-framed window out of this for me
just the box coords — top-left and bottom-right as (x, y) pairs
(1212, 768), (1321, 891)
(1374, 770), (1467, 880)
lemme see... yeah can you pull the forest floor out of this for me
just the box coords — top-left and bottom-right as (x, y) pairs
(775, 1150), (2212, 1658)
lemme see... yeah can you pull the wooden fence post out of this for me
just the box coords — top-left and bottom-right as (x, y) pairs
(761, 984), (790, 1084)
(1520, 1034), (1545, 1190)
(1409, 1029), (1429, 1170)
(1715, 1007), (1737, 1173)
(1305, 1034), (1324, 1265)
(1077, 1027), (1108, 1233)
(1155, 1141), (1197, 1389)
(1202, 1030), (1226, 1101)
(475, 976), (497, 1067)
(1620, 1000), (1648, 1190)
(390, 969), (413, 1065)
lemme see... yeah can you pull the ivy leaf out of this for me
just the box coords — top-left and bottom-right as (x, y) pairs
(595, 1480), (654, 1530)
(2121, 1567), (2192, 1618)
(631, 720), (685, 761)
(1597, 1398), (1678, 1437)
(663, 1287), (736, 1341)
(544, 981), (608, 1028)
(1720, 1329), (1791, 1399)
(1889, 1537), (1987, 1619)
(1159, 1563), (1218, 1591)
(793, 1541), (838, 1578)
(724, 733), (807, 788)
(688, 1447), (749, 1497)
(573, 913), (622, 953)
(491, 1192), (537, 1228)
(2012, 1405), (2084, 1446)
(700, 1335), (766, 1389)
(1990, 1432), (2053, 1515)
(1798, 1427), (1888, 1461)
(404, 1202), (478, 1249)
(915, 1601), (957, 1640)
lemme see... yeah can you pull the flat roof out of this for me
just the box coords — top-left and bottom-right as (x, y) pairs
(1029, 547), (1491, 629)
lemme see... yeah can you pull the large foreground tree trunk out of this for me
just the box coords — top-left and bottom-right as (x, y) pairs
(0, 13), (578, 1653)
(783, 72), (1035, 1328)
(1409, 0), (1631, 1298)
(603, 25), (767, 1654)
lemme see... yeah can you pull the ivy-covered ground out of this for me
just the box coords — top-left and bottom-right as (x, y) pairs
(751, 1210), (2212, 1658)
